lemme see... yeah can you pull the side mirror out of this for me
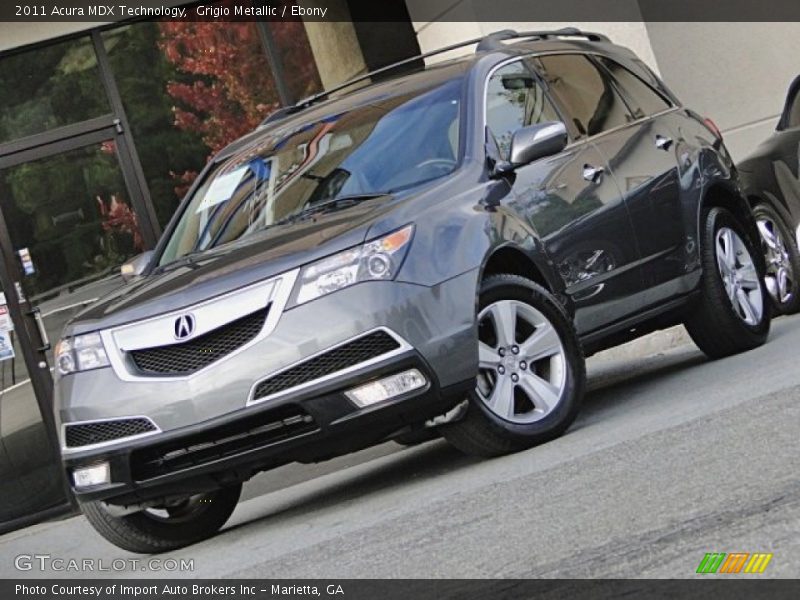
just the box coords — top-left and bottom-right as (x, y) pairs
(120, 250), (154, 283)
(508, 121), (568, 168)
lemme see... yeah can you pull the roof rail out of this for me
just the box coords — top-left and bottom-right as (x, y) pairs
(259, 27), (609, 126)
(475, 27), (609, 51)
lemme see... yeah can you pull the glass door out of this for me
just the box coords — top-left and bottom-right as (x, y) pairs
(0, 130), (146, 528)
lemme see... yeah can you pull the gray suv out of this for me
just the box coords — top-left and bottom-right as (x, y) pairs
(55, 29), (770, 552)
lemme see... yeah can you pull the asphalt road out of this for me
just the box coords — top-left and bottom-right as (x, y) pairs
(3, 315), (800, 579)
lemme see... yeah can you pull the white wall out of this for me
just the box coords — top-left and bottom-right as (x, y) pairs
(412, 19), (659, 72)
(405, 6), (800, 162)
(406, 0), (659, 70)
(645, 22), (800, 160)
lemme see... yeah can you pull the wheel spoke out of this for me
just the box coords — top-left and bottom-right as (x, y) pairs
(718, 229), (736, 272)
(477, 299), (567, 424)
(757, 220), (779, 251)
(519, 322), (561, 362)
(518, 372), (560, 412)
(487, 376), (515, 419)
(735, 287), (757, 324)
(716, 241), (732, 276)
(778, 268), (791, 302)
(489, 302), (517, 347)
(479, 342), (501, 369)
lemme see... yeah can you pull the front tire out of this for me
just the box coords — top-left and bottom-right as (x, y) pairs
(752, 202), (800, 315)
(441, 274), (586, 457)
(81, 484), (242, 553)
(684, 207), (770, 358)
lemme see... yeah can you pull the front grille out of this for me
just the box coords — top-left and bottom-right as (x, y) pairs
(131, 405), (316, 480)
(129, 308), (268, 376)
(252, 330), (401, 401)
(65, 418), (157, 448)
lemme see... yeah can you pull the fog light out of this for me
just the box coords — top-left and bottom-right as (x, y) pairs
(345, 369), (427, 408)
(72, 462), (111, 488)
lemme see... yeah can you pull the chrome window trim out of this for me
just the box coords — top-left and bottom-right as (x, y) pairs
(482, 50), (682, 153)
(99, 268), (299, 383)
(246, 327), (413, 407)
(61, 415), (161, 454)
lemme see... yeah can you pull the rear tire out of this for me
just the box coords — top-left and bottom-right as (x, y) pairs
(752, 202), (800, 315)
(441, 274), (585, 458)
(684, 207), (770, 359)
(81, 484), (242, 553)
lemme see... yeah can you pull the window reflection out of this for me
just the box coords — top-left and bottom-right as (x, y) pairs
(0, 143), (141, 297)
(0, 37), (110, 143)
(529, 54), (629, 138)
(160, 77), (463, 264)
(104, 20), (321, 229)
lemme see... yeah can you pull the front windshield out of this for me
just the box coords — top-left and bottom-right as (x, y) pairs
(159, 77), (463, 266)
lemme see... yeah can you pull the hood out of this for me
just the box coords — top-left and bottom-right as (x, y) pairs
(66, 195), (400, 335)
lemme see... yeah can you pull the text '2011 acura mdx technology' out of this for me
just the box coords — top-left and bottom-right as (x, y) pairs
(54, 29), (771, 552)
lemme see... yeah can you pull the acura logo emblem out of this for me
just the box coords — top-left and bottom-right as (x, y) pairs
(174, 314), (196, 340)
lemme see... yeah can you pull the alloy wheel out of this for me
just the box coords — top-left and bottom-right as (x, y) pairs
(756, 216), (795, 305)
(715, 227), (764, 325)
(476, 299), (567, 424)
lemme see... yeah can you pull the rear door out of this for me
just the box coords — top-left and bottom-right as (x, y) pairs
(587, 56), (686, 303)
(486, 58), (641, 334)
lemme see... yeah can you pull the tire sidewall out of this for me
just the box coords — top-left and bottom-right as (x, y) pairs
(467, 276), (584, 442)
(81, 483), (242, 553)
(704, 207), (770, 336)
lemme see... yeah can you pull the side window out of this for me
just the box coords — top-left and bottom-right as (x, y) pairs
(528, 54), (629, 139)
(595, 57), (672, 120)
(486, 60), (561, 159)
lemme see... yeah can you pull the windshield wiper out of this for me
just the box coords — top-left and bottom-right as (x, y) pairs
(273, 193), (391, 227)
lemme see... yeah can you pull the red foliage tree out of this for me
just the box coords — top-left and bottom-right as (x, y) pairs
(158, 15), (321, 197)
(158, 20), (320, 151)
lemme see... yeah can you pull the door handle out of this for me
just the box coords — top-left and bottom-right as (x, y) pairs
(582, 164), (605, 183)
(655, 134), (674, 150)
(27, 306), (51, 352)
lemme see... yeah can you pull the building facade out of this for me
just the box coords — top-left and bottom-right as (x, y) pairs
(0, 1), (798, 530)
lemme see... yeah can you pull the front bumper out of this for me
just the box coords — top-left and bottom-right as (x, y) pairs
(64, 351), (471, 505)
(57, 270), (479, 504)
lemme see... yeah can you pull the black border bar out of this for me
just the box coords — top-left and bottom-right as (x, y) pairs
(6, 579), (800, 600)
(4, 0), (800, 22)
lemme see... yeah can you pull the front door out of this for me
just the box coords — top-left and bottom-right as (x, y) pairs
(485, 58), (641, 335)
(0, 130), (147, 529)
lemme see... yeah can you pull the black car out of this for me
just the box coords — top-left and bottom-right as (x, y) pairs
(56, 28), (770, 553)
(739, 74), (800, 314)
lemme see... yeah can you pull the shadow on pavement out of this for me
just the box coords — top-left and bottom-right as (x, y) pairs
(226, 439), (478, 534)
(221, 330), (783, 537)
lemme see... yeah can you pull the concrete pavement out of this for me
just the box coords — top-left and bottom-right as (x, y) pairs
(2, 315), (799, 578)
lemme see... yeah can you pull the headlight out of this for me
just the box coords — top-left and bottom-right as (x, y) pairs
(295, 224), (414, 304)
(55, 333), (110, 376)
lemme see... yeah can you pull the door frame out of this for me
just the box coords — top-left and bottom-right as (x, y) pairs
(0, 30), (163, 529)
(0, 127), (152, 521)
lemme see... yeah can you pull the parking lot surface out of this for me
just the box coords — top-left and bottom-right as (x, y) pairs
(3, 316), (799, 578)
